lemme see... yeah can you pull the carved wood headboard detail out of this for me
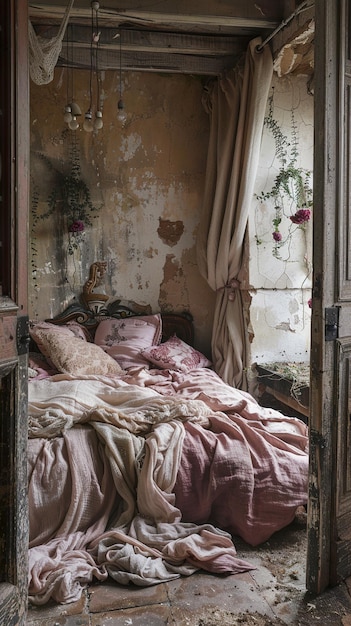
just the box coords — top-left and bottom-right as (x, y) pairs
(46, 299), (151, 334)
(44, 262), (194, 345)
(81, 261), (109, 314)
(46, 302), (194, 346)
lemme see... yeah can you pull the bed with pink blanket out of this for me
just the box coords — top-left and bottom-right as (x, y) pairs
(27, 299), (308, 606)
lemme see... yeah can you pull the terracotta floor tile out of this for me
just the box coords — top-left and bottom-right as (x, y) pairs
(88, 580), (169, 613)
(26, 592), (88, 625)
(24, 523), (351, 626)
(90, 603), (171, 625)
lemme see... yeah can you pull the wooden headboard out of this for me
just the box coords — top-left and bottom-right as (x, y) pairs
(42, 263), (194, 345)
(45, 299), (194, 346)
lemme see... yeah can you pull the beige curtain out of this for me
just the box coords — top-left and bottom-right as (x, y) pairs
(197, 38), (273, 389)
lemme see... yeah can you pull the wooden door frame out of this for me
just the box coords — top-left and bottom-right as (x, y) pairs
(307, 0), (345, 593)
(2, 0), (347, 606)
(0, 1), (29, 623)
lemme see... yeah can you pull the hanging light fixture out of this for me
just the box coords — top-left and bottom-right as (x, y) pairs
(83, 1), (95, 132)
(64, 2), (103, 133)
(64, 25), (73, 125)
(64, 24), (82, 130)
(69, 100), (82, 130)
(92, 1), (103, 131)
(117, 28), (127, 125)
(64, 104), (72, 124)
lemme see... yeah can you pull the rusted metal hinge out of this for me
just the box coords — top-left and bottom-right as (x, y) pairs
(309, 429), (327, 449)
(16, 315), (29, 355)
(325, 307), (339, 341)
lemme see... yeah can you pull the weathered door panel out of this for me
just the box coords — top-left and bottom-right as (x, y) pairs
(307, 0), (351, 593)
(0, 1), (29, 623)
(333, 0), (351, 581)
(334, 338), (351, 579)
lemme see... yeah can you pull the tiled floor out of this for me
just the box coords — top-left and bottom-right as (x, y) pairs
(26, 514), (351, 626)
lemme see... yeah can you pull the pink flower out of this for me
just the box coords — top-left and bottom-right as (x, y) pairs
(290, 209), (311, 224)
(272, 231), (282, 242)
(69, 220), (85, 233)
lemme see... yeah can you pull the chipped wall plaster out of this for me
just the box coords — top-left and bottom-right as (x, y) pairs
(273, 19), (314, 78)
(30, 68), (314, 368)
(249, 74), (313, 364)
(29, 69), (215, 355)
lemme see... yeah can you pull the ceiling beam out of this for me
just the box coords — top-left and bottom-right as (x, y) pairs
(28, 2), (296, 76)
(29, 4), (279, 35)
(42, 25), (248, 58)
(58, 47), (240, 75)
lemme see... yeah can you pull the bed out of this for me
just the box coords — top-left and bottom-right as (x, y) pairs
(27, 268), (309, 606)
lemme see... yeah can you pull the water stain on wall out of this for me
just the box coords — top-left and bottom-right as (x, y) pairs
(29, 69), (215, 351)
(157, 218), (184, 247)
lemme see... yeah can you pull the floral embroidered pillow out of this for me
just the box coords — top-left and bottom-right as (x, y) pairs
(94, 314), (162, 370)
(141, 335), (212, 372)
(31, 329), (124, 376)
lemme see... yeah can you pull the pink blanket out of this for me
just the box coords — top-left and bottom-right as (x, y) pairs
(28, 367), (308, 604)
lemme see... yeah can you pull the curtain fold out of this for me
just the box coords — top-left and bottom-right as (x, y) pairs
(197, 38), (273, 390)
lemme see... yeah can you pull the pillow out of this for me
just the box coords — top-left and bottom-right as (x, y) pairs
(30, 329), (124, 376)
(66, 321), (91, 341)
(29, 320), (88, 360)
(94, 314), (162, 370)
(141, 335), (212, 372)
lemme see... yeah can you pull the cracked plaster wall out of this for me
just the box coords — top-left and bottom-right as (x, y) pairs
(30, 68), (314, 367)
(249, 74), (313, 364)
(30, 69), (215, 355)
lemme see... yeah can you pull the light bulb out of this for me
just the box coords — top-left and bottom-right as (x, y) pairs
(94, 110), (103, 130)
(70, 101), (82, 116)
(117, 99), (127, 124)
(83, 111), (94, 132)
(117, 109), (127, 124)
(68, 116), (79, 130)
(64, 105), (72, 124)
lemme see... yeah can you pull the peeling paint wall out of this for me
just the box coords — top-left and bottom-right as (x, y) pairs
(30, 68), (314, 368)
(249, 74), (314, 364)
(30, 69), (216, 355)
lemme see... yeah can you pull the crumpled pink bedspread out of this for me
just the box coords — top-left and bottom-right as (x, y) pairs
(28, 367), (308, 605)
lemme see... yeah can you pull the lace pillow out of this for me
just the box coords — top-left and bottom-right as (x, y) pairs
(31, 328), (124, 376)
(141, 335), (212, 372)
(94, 314), (162, 370)
(30, 320), (88, 360)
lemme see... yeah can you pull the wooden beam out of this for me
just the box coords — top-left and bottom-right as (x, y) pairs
(58, 47), (241, 75)
(69, 40), (246, 58)
(29, 4), (279, 35)
(41, 25), (248, 58)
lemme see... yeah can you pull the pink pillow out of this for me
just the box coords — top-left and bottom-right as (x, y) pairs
(94, 314), (162, 370)
(141, 335), (212, 372)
